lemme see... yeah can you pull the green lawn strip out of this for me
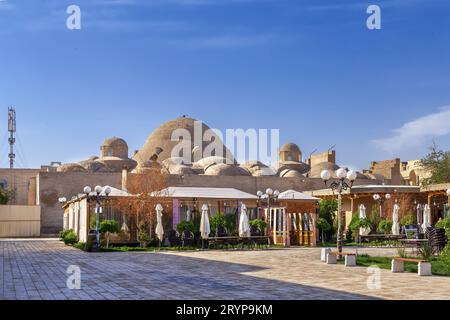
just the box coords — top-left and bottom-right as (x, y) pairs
(336, 254), (450, 276)
(72, 242), (283, 252)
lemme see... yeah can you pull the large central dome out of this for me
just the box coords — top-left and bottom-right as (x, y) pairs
(133, 116), (234, 165)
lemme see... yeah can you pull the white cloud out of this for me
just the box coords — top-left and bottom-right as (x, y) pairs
(372, 106), (450, 153)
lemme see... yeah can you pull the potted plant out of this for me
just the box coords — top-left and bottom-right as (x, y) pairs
(99, 220), (120, 248)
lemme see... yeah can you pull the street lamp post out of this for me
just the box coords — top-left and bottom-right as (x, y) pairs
(373, 193), (391, 218)
(257, 188), (280, 238)
(320, 168), (357, 254)
(84, 185), (112, 249)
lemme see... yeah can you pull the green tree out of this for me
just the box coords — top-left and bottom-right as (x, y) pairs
(99, 220), (119, 248)
(316, 218), (331, 244)
(421, 143), (450, 186)
(0, 188), (14, 205)
(319, 199), (337, 241)
(349, 216), (372, 243)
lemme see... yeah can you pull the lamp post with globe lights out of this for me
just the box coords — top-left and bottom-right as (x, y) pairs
(84, 185), (112, 249)
(373, 193), (391, 218)
(320, 168), (357, 254)
(257, 188), (280, 238)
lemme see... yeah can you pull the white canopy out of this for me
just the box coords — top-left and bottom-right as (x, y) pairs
(277, 190), (319, 201)
(158, 187), (258, 200)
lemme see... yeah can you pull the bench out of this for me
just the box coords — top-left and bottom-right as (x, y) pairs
(321, 248), (356, 267)
(391, 257), (432, 276)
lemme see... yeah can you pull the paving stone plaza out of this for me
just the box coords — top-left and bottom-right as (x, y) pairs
(1, 239), (449, 300)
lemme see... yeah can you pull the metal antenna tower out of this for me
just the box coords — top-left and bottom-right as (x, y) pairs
(8, 107), (16, 169)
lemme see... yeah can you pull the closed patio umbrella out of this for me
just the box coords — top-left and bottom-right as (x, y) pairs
(422, 204), (431, 233)
(392, 203), (400, 235)
(239, 203), (251, 238)
(200, 204), (211, 240)
(416, 204), (423, 226)
(121, 221), (129, 234)
(186, 210), (192, 222)
(155, 204), (164, 243)
(359, 204), (371, 236)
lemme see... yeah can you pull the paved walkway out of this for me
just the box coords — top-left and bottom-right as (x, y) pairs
(0, 240), (449, 300)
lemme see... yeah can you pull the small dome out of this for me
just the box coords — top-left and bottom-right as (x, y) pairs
(277, 161), (310, 174)
(161, 157), (186, 168)
(279, 143), (302, 162)
(279, 169), (304, 178)
(84, 161), (113, 173)
(309, 161), (340, 178)
(96, 157), (137, 172)
(196, 156), (231, 169)
(101, 137), (129, 159)
(167, 164), (194, 175)
(57, 163), (87, 173)
(280, 143), (301, 153)
(204, 163), (251, 176)
(240, 161), (275, 176)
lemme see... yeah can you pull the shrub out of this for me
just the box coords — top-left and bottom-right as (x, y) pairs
(418, 242), (433, 260)
(249, 219), (267, 232)
(59, 229), (72, 240)
(378, 219), (393, 234)
(435, 218), (450, 239)
(176, 221), (196, 234)
(400, 213), (415, 226)
(138, 222), (150, 247)
(210, 212), (226, 235)
(63, 230), (78, 245)
(397, 247), (407, 258)
(99, 220), (120, 248)
(224, 214), (237, 235)
(348, 216), (372, 241)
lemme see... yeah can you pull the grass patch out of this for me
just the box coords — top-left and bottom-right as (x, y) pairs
(318, 242), (359, 247)
(338, 254), (450, 276)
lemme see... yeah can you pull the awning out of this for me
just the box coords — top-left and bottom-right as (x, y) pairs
(157, 187), (258, 200)
(278, 190), (319, 201)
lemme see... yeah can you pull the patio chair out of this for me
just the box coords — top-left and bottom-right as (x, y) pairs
(168, 230), (182, 247)
(181, 230), (195, 247)
(216, 225), (228, 238)
(250, 225), (262, 237)
(428, 228), (446, 254)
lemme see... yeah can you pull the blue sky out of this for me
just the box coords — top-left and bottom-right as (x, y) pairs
(0, 0), (449, 170)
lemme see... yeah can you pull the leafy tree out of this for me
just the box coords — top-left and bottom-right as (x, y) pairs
(316, 218), (331, 244)
(0, 188), (14, 205)
(378, 219), (393, 234)
(249, 219), (267, 233)
(400, 213), (415, 226)
(99, 220), (120, 248)
(137, 222), (150, 247)
(421, 143), (450, 186)
(319, 199), (337, 241)
(349, 216), (371, 242)
(210, 212), (226, 236)
(176, 221), (196, 234)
